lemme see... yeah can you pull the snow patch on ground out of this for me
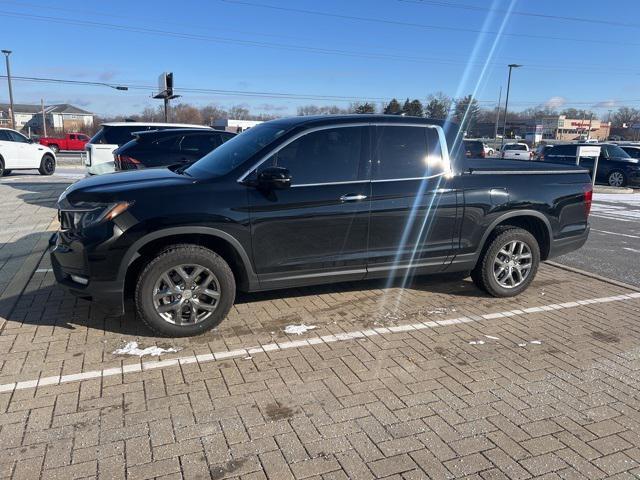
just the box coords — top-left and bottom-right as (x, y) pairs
(284, 324), (317, 335)
(112, 341), (179, 357)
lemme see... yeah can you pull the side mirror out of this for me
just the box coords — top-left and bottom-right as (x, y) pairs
(257, 166), (292, 189)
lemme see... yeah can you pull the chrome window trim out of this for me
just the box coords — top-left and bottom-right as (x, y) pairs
(236, 122), (452, 184)
(291, 179), (369, 188)
(469, 169), (588, 175)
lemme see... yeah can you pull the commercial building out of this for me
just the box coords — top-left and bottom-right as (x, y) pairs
(540, 115), (611, 141)
(0, 103), (94, 134)
(212, 118), (262, 133)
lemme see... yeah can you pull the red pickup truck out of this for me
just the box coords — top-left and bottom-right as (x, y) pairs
(39, 133), (90, 153)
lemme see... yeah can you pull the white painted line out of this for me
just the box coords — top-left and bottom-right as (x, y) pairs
(1, 291), (639, 394)
(593, 229), (640, 239)
(35, 268), (54, 273)
(623, 247), (640, 254)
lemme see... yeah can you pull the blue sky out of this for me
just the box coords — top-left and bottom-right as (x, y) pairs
(1, 0), (639, 117)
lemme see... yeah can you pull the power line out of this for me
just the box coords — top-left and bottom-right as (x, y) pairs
(399, 0), (640, 30)
(220, 0), (640, 48)
(3, 74), (639, 107)
(0, 9), (638, 78)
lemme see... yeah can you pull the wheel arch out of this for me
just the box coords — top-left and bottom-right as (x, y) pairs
(477, 210), (552, 263)
(121, 227), (258, 298)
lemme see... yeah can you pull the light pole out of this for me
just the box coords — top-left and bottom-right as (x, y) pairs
(2, 50), (16, 130)
(501, 63), (522, 148)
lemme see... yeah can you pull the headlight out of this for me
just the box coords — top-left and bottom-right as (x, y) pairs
(59, 201), (131, 231)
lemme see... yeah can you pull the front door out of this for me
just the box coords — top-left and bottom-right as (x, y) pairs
(367, 124), (458, 280)
(247, 125), (371, 289)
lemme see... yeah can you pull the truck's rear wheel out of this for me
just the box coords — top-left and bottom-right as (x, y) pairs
(472, 227), (540, 297)
(49, 144), (60, 154)
(38, 154), (55, 175)
(135, 245), (235, 337)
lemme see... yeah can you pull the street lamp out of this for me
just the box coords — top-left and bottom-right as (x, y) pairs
(501, 63), (522, 148)
(1, 49), (16, 130)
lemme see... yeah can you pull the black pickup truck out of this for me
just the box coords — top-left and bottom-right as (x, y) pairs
(50, 115), (592, 336)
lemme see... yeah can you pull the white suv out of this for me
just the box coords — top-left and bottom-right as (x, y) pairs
(0, 128), (56, 176)
(85, 122), (212, 175)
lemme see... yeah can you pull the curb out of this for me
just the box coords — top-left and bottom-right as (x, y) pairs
(593, 186), (635, 194)
(546, 261), (640, 293)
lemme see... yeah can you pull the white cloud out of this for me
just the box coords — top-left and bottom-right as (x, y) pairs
(545, 96), (566, 109)
(593, 100), (617, 108)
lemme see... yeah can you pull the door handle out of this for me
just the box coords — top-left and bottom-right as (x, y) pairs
(340, 194), (367, 202)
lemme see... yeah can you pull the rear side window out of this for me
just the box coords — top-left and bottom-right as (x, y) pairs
(374, 126), (444, 180)
(262, 126), (364, 185)
(90, 126), (141, 145)
(179, 134), (223, 156)
(550, 145), (576, 156)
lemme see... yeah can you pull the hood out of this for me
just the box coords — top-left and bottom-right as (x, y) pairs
(60, 167), (195, 205)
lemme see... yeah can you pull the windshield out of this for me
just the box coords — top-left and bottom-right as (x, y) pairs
(604, 144), (631, 158)
(186, 124), (288, 178)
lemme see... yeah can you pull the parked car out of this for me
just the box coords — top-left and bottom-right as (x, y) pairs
(533, 144), (554, 161)
(39, 132), (90, 153)
(620, 145), (640, 159)
(500, 142), (532, 160)
(114, 128), (236, 171)
(541, 143), (640, 187)
(463, 140), (493, 158)
(51, 115), (592, 337)
(0, 128), (56, 176)
(85, 122), (211, 175)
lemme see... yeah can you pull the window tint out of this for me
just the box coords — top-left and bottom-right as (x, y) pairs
(375, 126), (444, 179)
(550, 145), (576, 156)
(622, 146), (640, 159)
(90, 126), (140, 145)
(70, 134), (76, 140)
(504, 144), (527, 151)
(263, 126), (363, 185)
(464, 140), (483, 154)
(180, 134), (222, 156)
(7, 131), (29, 143)
(0, 130), (10, 141)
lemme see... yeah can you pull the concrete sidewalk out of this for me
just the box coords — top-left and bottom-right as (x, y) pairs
(0, 175), (71, 320)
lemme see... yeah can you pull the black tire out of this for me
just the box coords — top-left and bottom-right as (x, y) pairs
(135, 245), (236, 337)
(3, 170), (11, 176)
(0, 158), (4, 177)
(607, 170), (627, 188)
(38, 154), (56, 175)
(49, 144), (60, 154)
(471, 227), (540, 297)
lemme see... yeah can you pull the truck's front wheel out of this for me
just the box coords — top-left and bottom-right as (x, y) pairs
(135, 245), (236, 337)
(472, 227), (540, 297)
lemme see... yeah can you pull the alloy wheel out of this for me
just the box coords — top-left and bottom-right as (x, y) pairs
(152, 264), (221, 325)
(492, 240), (532, 289)
(608, 171), (624, 187)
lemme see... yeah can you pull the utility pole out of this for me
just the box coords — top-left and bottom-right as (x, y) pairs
(2, 50), (16, 130)
(493, 86), (502, 145)
(501, 64), (522, 148)
(41, 98), (47, 137)
(164, 97), (169, 122)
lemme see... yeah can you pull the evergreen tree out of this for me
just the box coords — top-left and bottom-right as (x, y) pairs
(352, 102), (375, 114)
(384, 98), (402, 115)
(454, 95), (480, 131)
(425, 92), (452, 119)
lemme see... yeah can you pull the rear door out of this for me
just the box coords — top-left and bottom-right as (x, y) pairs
(6, 131), (38, 168)
(367, 124), (457, 278)
(0, 130), (19, 168)
(247, 124), (371, 289)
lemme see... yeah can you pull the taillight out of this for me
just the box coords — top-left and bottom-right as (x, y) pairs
(115, 155), (141, 170)
(584, 184), (593, 217)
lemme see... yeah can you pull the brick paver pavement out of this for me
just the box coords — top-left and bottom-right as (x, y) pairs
(2, 177), (640, 479)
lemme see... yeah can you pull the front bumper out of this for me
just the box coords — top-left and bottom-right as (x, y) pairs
(49, 232), (125, 315)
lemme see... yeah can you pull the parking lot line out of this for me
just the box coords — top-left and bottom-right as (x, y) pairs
(592, 229), (640, 239)
(1, 290), (639, 394)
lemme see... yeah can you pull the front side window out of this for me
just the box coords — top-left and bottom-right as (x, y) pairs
(374, 125), (444, 180)
(7, 131), (29, 143)
(0, 130), (10, 141)
(261, 126), (364, 185)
